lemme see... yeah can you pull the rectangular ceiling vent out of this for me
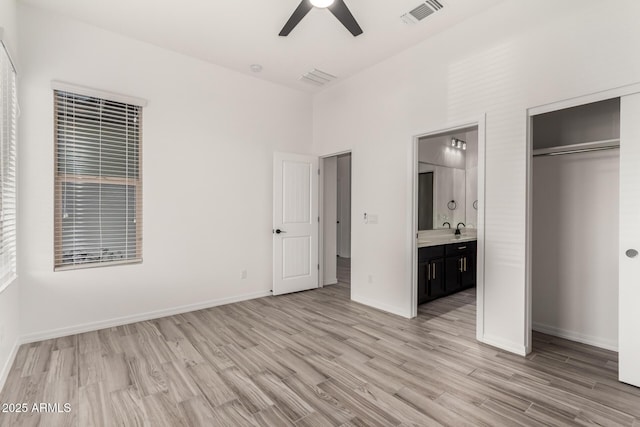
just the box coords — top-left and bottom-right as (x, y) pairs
(401, 0), (444, 25)
(299, 69), (337, 86)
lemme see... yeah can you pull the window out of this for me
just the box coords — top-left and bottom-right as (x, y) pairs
(54, 87), (143, 270)
(0, 40), (17, 287)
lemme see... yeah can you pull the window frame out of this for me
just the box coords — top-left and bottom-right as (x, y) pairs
(0, 37), (18, 291)
(52, 82), (147, 271)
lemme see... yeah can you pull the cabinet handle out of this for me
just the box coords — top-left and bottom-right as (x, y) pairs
(433, 263), (436, 280)
(464, 257), (467, 272)
(428, 263), (431, 281)
(459, 258), (463, 272)
(458, 246), (467, 250)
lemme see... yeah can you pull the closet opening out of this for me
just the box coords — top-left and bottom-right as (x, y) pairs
(530, 98), (620, 358)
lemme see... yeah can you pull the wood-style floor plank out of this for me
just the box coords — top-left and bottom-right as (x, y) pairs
(1, 275), (639, 426)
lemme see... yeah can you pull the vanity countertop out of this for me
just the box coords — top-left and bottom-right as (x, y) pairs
(417, 234), (477, 248)
(417, 229), (478, 248)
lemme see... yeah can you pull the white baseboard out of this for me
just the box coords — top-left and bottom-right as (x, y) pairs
(20, 290), (272, 344)
(532, 322), (618, 352)
(323, 278), (338, 286)
(351, 294), (411, 318)
(0, 338), (20, 393)
(480, 333), (528, 356)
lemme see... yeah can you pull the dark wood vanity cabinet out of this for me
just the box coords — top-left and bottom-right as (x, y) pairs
(418, 245), (445, 304)
(444, 241), (476, 294)
(419, 240), (476, 304)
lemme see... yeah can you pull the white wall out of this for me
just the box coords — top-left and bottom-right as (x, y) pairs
(323, 156), (337, 285)
(312, 0), (640, 352)
(337, 154), (351, 258)
(17, 4), (313, 340)
(532, 150), (619, 351)
(0, 0), (20, 391)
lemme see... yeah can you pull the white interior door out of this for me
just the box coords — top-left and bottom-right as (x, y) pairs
(273, 152), (319, 295)
(619, 93), (640, 387)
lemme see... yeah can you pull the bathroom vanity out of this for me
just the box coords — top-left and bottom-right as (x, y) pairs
(418, 236), (477, 304)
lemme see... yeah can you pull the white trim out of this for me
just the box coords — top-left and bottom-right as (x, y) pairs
(475, 115), (487, 341)
(318, 158), (325, 288)
(525, 109), (533, 355)
(409, 115), (486, 346)
(20, 290), (271, 344)
(0, 338), (20, 392)
(480, 334), (527, 356)
(532, 322), (618, 352)
(410, 139), (419, 318)
(352, 294), (411, 318)
(50, 80), (148, 107)
(320, 149), (352, 158)
(529, 82), (640, 116)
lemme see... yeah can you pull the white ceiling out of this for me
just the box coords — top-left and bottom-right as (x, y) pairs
(21, 0), (506, 92)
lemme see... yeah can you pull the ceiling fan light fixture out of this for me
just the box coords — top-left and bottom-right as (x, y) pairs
(310, 0), (335, 9)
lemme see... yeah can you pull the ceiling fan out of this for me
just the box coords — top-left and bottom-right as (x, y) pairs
(279, 0), (363, 37)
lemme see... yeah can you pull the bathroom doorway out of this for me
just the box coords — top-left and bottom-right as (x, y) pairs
(411, 116), (486, 341)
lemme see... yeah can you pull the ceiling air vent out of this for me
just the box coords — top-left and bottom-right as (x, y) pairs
(401, 0), (444, 25)
(299, 69), (337, 87)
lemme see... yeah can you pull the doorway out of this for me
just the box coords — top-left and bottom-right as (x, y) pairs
(321, 152), (352, 287)
(411, 117), (486, 340)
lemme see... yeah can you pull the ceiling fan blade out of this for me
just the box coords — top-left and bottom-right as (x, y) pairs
(279, 0), (314, 36)
(328, 0), (363, 37)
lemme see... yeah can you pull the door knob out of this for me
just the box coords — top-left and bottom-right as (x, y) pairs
(274, 229), (286, 234)
(626, 249), (638, 258)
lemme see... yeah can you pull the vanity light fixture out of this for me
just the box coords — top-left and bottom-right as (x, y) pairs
(451, 137), (467, 151)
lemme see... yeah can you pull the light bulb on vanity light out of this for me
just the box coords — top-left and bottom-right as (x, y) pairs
(451, 138), (456, 147)
(462, 142), (467, 150)
(310, 0), (335, 7)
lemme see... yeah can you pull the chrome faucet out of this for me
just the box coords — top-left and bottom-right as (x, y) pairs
(455, 222), (465, 236)
(442, 222), (451, 229)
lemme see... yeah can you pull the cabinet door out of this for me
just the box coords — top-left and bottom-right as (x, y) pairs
(460, 253), (476, 288)
(429, 258), (446, 299)
(445, 256), (462, 293)
(418, 261), (428, 304)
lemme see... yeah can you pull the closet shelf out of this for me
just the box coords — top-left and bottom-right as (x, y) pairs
(532, 139), (620, 157)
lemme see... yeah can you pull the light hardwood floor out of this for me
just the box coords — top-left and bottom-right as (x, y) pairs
(1, 281), (639, 426)
(337, 257), (350, 285)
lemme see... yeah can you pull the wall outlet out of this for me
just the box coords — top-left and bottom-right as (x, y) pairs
(241, 269), (247, 279)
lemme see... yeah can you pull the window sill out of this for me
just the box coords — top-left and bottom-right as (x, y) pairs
(54, 258), (142, 272)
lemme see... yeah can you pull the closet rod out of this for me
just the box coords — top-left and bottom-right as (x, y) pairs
(532, 139), (620, 158)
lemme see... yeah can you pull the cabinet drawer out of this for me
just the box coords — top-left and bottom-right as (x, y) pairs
(445, 240), (477, 255)
(419, 245), (445, 261)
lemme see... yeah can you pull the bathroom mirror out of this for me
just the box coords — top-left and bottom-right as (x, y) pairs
(418, 129), (478, 230)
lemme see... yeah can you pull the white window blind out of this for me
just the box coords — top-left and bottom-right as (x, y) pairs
(54, 89), (143, 270)
(0, 41), (17, 287)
